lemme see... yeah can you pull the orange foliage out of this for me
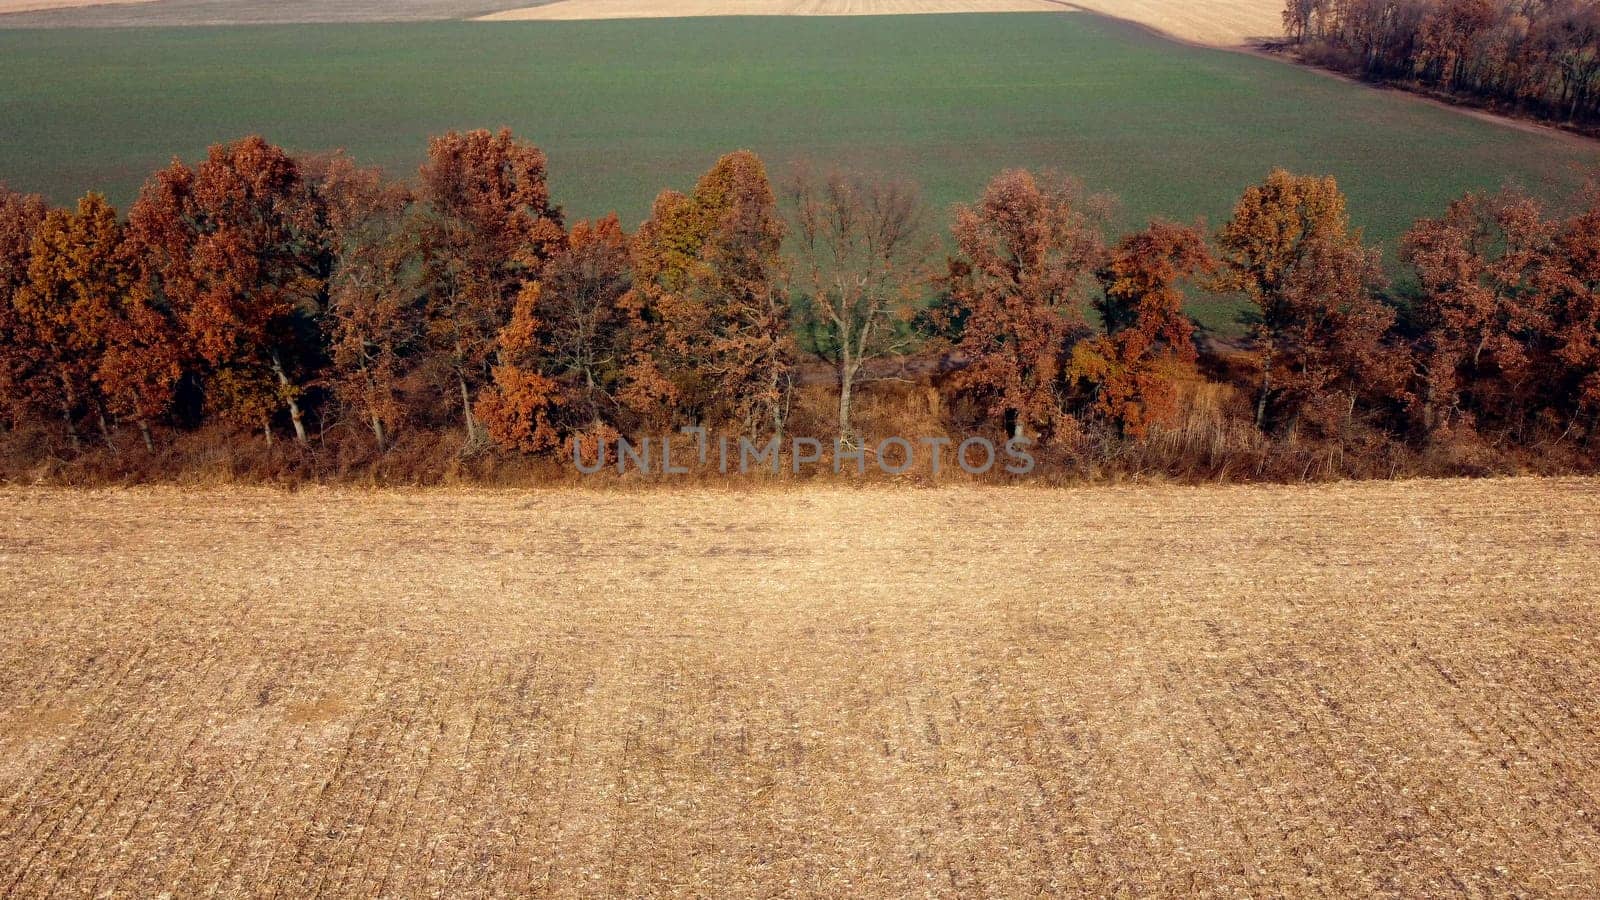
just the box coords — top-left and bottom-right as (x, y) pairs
(0, 186), (48, 428)
(125, 136), (325, 440)
(942, 169), (1109, 444)
(1402, 189), (1552, 436)
(1548, 193), (1600, 422)
(4, 134), (1600, 478)
(477, 215), (634, 455)
(317, 153), (416, 450)
(415, 129), (566, 442)
(1070, 220), (1213, 440)
(622, 151), (792, 436)
(1215, 169), (1404, 436)
(12, 194), (136, 444)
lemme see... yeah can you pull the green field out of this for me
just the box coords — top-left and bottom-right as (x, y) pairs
(0, 13), (1592, 254)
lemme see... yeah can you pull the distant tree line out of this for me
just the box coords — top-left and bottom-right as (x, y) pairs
(2, 130), (1599, 482)
(1283, 0), (1600, 129)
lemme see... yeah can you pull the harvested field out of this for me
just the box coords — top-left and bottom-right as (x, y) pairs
(0, 0), (151, 14)
(0, 0), (1283, 45)
(479, 0), (1070, 21)
(478, 0), (1284, 45)
(2, 479), (1600, 895)
(1067, 0), (1282, 46)
(0, 0), (545, 25)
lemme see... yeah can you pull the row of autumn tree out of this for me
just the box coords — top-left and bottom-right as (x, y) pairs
(2, 128), (1600, 480)
(1283, 0), (1600, 129)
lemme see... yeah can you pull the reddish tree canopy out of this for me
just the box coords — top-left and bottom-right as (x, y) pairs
(943, 169), (1109, 443)
(126, 136), (326, 441)
(622, 150), (792, 435)
(0, 186), (50, 428)
(1071, 220), (1214, 440)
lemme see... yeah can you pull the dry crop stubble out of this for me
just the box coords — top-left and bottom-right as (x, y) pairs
(477, 0), (1285, 47)
(1, 479), (1599, 894)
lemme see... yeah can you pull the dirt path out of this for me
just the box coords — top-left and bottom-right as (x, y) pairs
(2, 479), (1598, 895)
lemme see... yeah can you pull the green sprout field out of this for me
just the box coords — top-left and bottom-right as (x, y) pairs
(1, 12), (1593, 251)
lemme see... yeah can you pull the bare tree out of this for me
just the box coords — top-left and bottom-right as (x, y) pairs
(785, 165), (937, 445)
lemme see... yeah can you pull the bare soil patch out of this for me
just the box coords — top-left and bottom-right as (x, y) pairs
(2, 479), (1599, 894)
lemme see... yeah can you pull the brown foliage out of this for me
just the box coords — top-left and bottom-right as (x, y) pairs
(419, 128), (565, 269)
(415, 129), (566, 442)
(1402, 188), (1553, 437)
(1404, 184), (1600, 447)
(1214, 169), (1404, 436)
(1288, 0), (1600, 131)
(622, 151), (793, 436)
(1546, 192), (1600, 426)
(476, 215), (634, 455)
(316, 153), (416, 451)
(532, 215), (633, 428)
(941, 169), (1110, 444)
(0, 186), (52, 430)
(11, 193), (132, 446)
(125, 136), (326, 442)
(3, 132), (1599, 482)
(1071, 220), (1214, 440)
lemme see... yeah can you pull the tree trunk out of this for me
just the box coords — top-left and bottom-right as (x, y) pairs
(60, 402), (80, 452)
(139, 421), (154, 452)
(1255, 342), (1274, 430)
(262, 414), (274, 447)
(359, 364), (387, 452)
(270, 351), (308, 444)
(59, 374), (81, 452)
(458, 370), (478, 442)
(97, 410), (117, 454)
(770, 371), (788, 447)
(837, 350), (855, 447)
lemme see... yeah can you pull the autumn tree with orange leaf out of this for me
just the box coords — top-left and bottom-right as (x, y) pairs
(415, 129), (565, 444)
(0, 186), (48, 431)
(1214, 169), (1403, 435)
(476, 214), (632, 455)
(126, 136), (327, 444)
(1402, 188), (1553, 438)
(623, 151), (792, 437)
(1069, 220), (1213, 440)
(12, 193), (132, 448)
(1405, 185), (1600, 448)
(1270, 233), (1405, 437)
(941, 169), (1109, 444)
(316, 153), (416, 451)
(1543, 191), (1600, 441)
(96, 274), (186, 452)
